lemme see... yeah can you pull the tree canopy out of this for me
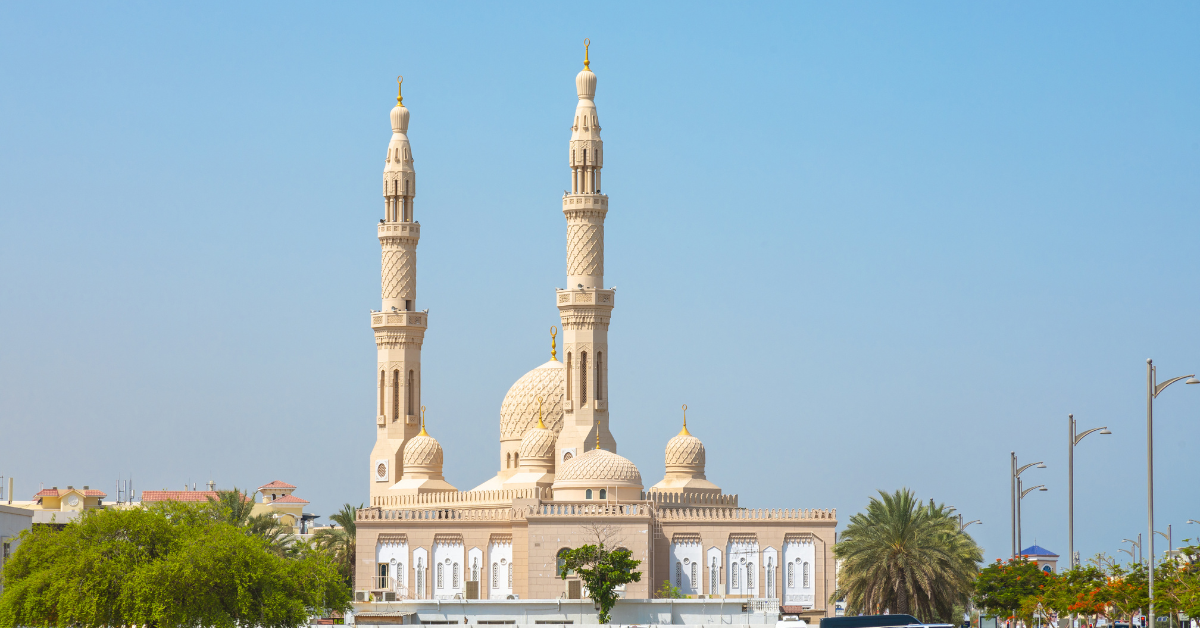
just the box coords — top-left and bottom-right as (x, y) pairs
(834, 488), (982, 623)
(0, 500), (349, 628)
(558, 543), (642, 624)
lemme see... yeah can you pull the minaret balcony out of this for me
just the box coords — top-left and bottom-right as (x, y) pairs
(556, 288), (614, 308)
(561, 194), (608, 210)
(370, 311), (428, 330)
(378, 222), (420, 238)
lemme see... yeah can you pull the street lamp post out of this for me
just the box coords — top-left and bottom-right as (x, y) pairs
(1123, 535), (1143, 565)
(1069, 414), (1111, 568)
(1012, 453), (1047, 558)
(1018, 478), (1047, 556)
(1146, 359), (1198, 628)
(1154, 526), (1172, 559)
(959, 514), (982, 532)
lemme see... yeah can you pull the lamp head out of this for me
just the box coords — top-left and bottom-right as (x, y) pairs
(1186, 377), (1200, 385)
(1036, 462), (1047, 469)
(1038, 487), (1047, 492)
(1100, 428), (1112, 435)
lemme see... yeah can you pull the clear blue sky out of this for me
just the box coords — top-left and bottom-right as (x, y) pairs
(2, 3), (1198, 564)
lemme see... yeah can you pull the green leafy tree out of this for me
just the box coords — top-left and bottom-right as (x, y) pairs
(656, 580), (685, 599)
(208, 488), (294, 556)
(834, 489), (982, 622)
(558, 544), (642, 624)
(0, 502), (349, 628)
(973, 557), (1049, 621)
(314, 503), (360, 587)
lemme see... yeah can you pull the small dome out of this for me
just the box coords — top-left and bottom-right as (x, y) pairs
(556, 448), (642, 486)
(404, 432), (443, 467)
(500, 359), (565, 440)
(391, 105), (409, 133)
(576, 69), (596, 101)
(520, 421), (556, 460)
(665, 429), (705, 468)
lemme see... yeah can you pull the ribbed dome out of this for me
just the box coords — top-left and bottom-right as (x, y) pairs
(556, 448), (642, 485)
(404, 432), (443, 466)
(499, 360), (565, 439)
(519, 424), (556, 460)
(665, 430), (705, 467)
(576, 69), (596, 101)
(391, 105), (409, 133)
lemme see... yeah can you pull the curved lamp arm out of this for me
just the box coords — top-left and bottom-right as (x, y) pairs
(1021, 485), (1047, 499)
(1075, 426), (1111, 445)
(960, 520), (982, 531)
(1017, 461), (1046, 476)
(1155, 374), (1198, 397)
(1123, 538), (1142, 550)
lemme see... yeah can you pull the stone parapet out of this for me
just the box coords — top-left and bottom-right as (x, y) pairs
(657, 507), (836, 521)
(369, 487), (549, 508)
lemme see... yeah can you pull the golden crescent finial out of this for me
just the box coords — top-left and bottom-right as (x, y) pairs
(536, 396), (546, 429)
(583, 38), (591, 71)
(550, 326), (558, 361)
(596, 418), (601, 450)
(396, 75), (404, 106)
(418, 404), (428, 436)
(679, 404), (691, 436)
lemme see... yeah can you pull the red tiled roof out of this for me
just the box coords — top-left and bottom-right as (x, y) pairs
(258, 480), (297, 490)
(140, 490), (221, 503)
(33, 488), (107, 498)
(270, 494), (309, 504)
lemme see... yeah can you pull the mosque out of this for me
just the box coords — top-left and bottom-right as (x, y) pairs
(355, 44), (836, 617)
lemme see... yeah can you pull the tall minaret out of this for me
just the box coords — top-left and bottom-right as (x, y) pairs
(369, 77), (427, 503)
(556, 41), (617, 461)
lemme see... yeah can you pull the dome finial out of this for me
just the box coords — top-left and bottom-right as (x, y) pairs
(396, 75), (404, 107)
(583, 38), (591, 71)
(679, 404), (691, 436)
(536, 396), (546, 429)
(550, 326), (558, 361)
(596, 418), (601, 450)
(418, 405), (428, 436)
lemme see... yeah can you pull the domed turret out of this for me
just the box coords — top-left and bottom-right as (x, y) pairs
(552, 423), (643, 501)
(390, 77), (410, 133)
(575, 41), (596, 101)
(652, 405), (721, 495)
(392, 408), (456, 495)
(520, 412), (557, 462)
(496, 329), (565, 480)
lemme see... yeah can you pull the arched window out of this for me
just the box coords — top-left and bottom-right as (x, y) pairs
(580, 352), (588, 404)
(492, 562), (499, 588)
(416, 558), (424, 597)
(437, 563), (443, 589)
(514, 452), (519, 467)
(378, 562), (389, 582)
(766, 558), (774, 597)
(676, 562), (682, 587)
(453, 563), (460, 588)
(596, 351), (603, 400)
(711, 557), (718, 593)
(788, 562), (795, 587)
(398, 562), (404, 588)
(472, 558), (479, 583)
(586, 489), (593, 499)
(379, 370), (385, 416)
(508, 562), (513, 587)
(731, 562), (738, 588)
(506, 453), (511, 468)
(747, 563), (754, 589)
(566, 352), (572, 401)
(407, 370), (415, 415)
(392, 370), (400, 421)
(557, 548), (573, 577)
(802, 562), (810, 588)
(599, 489), (606, 500)
(691, 562), (698, 589)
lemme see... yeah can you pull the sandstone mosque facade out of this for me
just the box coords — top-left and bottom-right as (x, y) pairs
(355, 46), (836, 616)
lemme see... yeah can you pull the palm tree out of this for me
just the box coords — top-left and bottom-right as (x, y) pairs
(834, 488), (982, 622)
(208, 488), (294, 555)
(315, 503), (361, 587)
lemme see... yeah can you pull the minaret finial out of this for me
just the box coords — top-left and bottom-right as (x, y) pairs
(550, 326), (558, 361)
(537, 396), (547, 429)
(418, 405), (428, 436)
(596, 418), (601, 450)
(583, 38), (591, 71)
(679, 404), (691, 436)
(396, 75), (404, 107)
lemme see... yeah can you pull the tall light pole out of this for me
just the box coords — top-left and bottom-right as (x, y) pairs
(1124, 535), (1143, 565)
(1154, 526), (1172, 559)
(1069, 414), (1111, 568)
(1018, 478), (1047, 556)
(1012, 453), (1047, 558)
(1146, 359), (1198, 628)
(959, 514), (982, 532)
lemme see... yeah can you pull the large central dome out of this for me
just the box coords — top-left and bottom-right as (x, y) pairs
(499, 359), (565, 439)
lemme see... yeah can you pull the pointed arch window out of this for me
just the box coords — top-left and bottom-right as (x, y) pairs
(407, 370), (415, 415)
(379, 370), (385, 416)
(802, 562), (810, 588)
(788, 562), (795, 588)
(416, 558), (424, 598)
(676, 562), (682, 587)
(437, 563), (444, 589)
(595, 351), (603, 400)
(492, 562), (499, 588)
(711, 557), (718, 593)
(746, 563), (754, 589)
(580, 352), (588, 404)
(392, 370), (400, 421)
(506, 453), (511, 468)
(691, 562), (698, 589)
(566, 352), (573, 402)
